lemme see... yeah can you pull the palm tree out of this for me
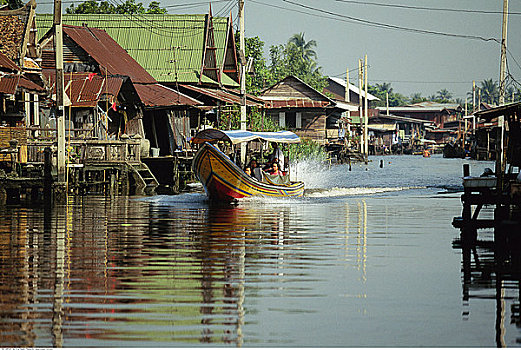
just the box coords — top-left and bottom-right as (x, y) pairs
(436, 89), (453, 102)
(288, 33), (317, 62)
(410, 92), (426, 104)
(480, 79), (499, 104)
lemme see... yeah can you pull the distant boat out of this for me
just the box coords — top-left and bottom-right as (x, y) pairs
(191, 129), (305, 203)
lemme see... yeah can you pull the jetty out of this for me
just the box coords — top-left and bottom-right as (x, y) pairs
(452, 102), (521, 246)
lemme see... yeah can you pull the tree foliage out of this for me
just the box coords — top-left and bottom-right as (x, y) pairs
(368, 82), (408, 107)
(66, 0), (166, 14)
(237, 33), (326, 95)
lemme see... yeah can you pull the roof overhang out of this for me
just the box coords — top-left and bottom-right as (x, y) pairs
(191, 128), (301, 145)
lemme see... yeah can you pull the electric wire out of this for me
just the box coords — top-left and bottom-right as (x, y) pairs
(280, 0), (500, 43)
(333, 0), (521, 16)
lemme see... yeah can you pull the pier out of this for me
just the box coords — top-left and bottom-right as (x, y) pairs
(0, 127), (159, 204)
(452, 102), (521, 247)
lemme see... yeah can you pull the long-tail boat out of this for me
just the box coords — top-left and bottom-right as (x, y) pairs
(191, 129), (304, 203)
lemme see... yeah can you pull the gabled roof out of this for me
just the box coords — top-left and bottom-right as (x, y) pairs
(328, 76), (379, 101)
(36, 13), (240, 87)
(0, 52), (21, 73)
(39, 24), (156, 84)
(260, 75), (335, 109)
(0, 0), (37, 65)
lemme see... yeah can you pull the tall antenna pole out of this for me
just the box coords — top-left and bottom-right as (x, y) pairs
(54, 0), (65, 182)
(238, 0), (247, 165)
(499, 0), (508, 105)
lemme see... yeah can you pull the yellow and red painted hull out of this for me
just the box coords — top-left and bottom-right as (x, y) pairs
(192, 142), (304, 203)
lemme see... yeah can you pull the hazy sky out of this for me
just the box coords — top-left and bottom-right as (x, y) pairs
(38, 0), (521, 101)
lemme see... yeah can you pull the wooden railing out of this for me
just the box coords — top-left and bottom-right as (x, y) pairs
(27, 138), (142, 165)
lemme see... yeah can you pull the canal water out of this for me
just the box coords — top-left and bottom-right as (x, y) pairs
(0, 155), (518, 347)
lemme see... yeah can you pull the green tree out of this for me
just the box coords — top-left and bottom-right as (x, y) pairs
(66, 0), (166, 14)
(287, 32), (317, 62)
(235, 35), (272, 95)
(410, 92), (426, 104)
(268, 37), (326, 91)
(144, 1), (166, 13)
(480, 79), (499, 104)
(368, 82), (408, 107)
(435, 88), (453, 103)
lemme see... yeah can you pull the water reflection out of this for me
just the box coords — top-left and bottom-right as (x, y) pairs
(0, 194), (376, 347)
(456, 229), (521, 347)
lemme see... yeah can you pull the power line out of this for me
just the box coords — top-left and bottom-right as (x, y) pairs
(333, 0), (521, 16)
(280, 0), (500, 43)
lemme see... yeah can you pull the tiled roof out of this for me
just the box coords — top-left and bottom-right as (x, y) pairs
(0, 0), (35, 63)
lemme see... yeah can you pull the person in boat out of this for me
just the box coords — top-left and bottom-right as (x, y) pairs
(244, 166), (253, 177)
(248, 159), (262, 181)
(269, 142), (285, 169)
(268, 161), (283, 176)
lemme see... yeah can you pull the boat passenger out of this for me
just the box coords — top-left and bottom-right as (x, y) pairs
(269, 162), (283, 176)
(269, 142), (285, 168)
(244, 166), (253, 177)
(248, 159), (262, 181)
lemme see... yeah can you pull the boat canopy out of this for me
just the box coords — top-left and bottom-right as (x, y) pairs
(191, 129), (301, 145)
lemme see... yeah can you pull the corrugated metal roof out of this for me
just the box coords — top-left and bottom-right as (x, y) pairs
(134, 83), (202, 107)
(263, 99), (330, 109)
(18, 75), (45, 92)
(328, 76), (380, 101)
(181, 84), (261, 106)
(37, 14), (221, 85)
(0, 52), (20, 72)
(0, 74), (20, 94)
(45, 71), (123, 107)
(62, 25), (156, 84)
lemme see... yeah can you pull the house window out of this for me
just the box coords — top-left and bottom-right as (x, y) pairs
(278, 111), (286, 128)
(283, 111), (302, 129)
(286, 111), (296, 128)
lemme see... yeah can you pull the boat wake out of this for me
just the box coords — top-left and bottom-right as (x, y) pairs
(305, 186), (424, 198)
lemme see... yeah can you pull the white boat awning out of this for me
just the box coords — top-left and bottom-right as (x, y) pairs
(191, 129), (301, 145)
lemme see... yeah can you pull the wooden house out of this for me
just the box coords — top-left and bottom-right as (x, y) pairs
(35, 12), (260, 135)
(260, 76), (346, 144)
(368, 114), (432, 154)
(0, 0), (45, 126)
(376, 101), (462, 128)
(39, 24), (202, 156)
(324, 76), (379, 107)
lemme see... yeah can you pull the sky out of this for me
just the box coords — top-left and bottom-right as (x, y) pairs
(37, 0), (521, 102)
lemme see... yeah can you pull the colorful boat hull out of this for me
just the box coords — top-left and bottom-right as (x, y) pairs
(192, 142), (304, 202)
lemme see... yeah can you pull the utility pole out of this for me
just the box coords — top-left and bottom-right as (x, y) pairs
(345, 68), (351, 147)
(364, 55), (368, 163)
(472, 80), (476, 113)
(358, 59), (363, 156)
(54, 0), (66, 183)
(238, 0), (247, 166)
(499, 0), (508, 105)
